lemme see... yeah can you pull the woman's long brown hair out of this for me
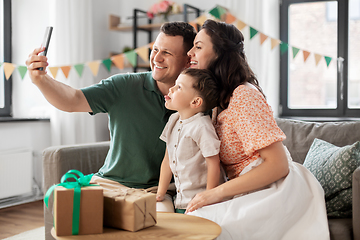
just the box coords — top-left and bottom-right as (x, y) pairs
(202, 19), (264, 109)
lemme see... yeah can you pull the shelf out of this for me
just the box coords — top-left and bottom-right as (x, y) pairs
(109, 15), (163, 32)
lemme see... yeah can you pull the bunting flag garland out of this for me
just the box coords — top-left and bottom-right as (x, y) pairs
(102, 58), (112, 72)
(249, 27), (258, 39)
(74, 64), (85, 77)
(303, 50), (311, 62)
(1, 5), (340, 81)
(3, 62), (16, 80)
(111, 54), (124, 70)
(136, 46), (150, 63)
(292, 47), (300, 59)
(48, 67), (59, 79)
(259, 33), (268, 45)
(124, 50), (137, 67)
(17, 66), (27, 80)
(88, 61), (101, 76)
(60, 66), (72, 78)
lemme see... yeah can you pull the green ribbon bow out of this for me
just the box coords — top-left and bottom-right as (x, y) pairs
(44, 169), (97, 235)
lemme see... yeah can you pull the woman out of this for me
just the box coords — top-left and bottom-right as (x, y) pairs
(186, 19), (330, 240)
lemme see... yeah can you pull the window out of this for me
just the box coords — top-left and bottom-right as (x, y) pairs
(280, 0), (360, 118)
(1, 0), (11, 116)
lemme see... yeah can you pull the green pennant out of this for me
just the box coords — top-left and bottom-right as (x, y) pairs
(74, 64), (84, 77)
(217, 5), (227, 17)
(209, 7), (221, 19)
(102, 58), (112, 72)
(17, 66), (27, 80)
(292, 47), (300, 59)
(280, 42), (289, 55)
(124, 50), (137, 67)
(249, 27), (258, 39)
(324, 56), (332, 67)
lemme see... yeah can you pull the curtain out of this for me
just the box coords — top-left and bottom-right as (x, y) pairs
(221, 0), (280, 116)
(49, 0), (97, 145)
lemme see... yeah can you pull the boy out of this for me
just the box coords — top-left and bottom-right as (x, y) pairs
(156, 68), (221, 213)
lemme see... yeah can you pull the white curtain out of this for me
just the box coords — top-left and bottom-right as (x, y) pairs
(221, 0), (280, 116)
(49, 0), (97, 146)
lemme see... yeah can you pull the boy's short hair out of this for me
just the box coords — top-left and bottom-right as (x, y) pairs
(181, 68), (219, 111)
(160, 22), (197, 55)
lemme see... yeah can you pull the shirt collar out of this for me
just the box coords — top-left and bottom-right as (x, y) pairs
(143, 72), (162, 95)
(179, 112), (205, 124)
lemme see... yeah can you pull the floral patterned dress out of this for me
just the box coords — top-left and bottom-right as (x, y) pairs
(188, 84), (330, 240)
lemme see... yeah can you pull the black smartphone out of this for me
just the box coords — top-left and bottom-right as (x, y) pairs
(38, 26), (53, 71)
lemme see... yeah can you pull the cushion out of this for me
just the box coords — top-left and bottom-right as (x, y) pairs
(303, 138), (360, 217)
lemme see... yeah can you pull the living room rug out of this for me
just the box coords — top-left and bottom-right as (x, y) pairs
(3, 227), (45, 240)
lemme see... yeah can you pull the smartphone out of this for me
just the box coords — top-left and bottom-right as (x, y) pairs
(38, 26), (53, 71)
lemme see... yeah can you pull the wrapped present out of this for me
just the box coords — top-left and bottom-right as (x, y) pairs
(45, 170), (103, 236)
(103, 187), (157, 232)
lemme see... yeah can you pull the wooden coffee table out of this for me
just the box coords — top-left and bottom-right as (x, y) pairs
(51, 212), (221, 240)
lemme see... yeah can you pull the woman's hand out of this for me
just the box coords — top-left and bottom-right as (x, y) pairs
(185, 187), (224, 214)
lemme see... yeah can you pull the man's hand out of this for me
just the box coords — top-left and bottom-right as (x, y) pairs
(25, 47), (49, 85)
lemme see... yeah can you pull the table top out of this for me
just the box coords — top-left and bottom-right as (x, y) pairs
(51, 212), (221, 240)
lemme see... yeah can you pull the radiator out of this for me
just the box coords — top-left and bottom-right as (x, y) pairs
(0, 148), (33, 199)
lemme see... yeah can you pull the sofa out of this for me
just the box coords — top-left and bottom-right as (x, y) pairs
(42, 118), (360, 240)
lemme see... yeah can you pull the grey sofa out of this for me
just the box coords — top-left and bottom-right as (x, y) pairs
(43, 118), (360, 240)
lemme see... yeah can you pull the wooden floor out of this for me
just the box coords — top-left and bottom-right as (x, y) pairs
(0, 200), (44, 239)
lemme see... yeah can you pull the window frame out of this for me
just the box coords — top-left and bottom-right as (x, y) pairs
(1, 0), (12, 117)
(280, 0), (359, 118)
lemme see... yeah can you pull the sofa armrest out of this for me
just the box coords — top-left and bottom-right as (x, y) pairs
(353, 166), (360, 240)
(42, 141), (109, 240)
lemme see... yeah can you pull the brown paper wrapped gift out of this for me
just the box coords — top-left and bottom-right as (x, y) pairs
(103, 188), (157, 232)
(53, 186), (103, 236)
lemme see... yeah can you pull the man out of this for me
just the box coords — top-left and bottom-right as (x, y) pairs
(26, 22), (197, 211)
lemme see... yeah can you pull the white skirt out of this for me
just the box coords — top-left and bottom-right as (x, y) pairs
(187, 157), (330, 240)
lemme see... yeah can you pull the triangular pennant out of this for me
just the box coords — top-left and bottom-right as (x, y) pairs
(88, 61), (101, 76)
(225, 13), (236, 24)
(189, 21), (198, 32)
(148, 41), (155, 50)
(292, 47), (300, 59)
(271, 38), (281, 50)
(102, 58), (112, 72)
(280, 42), (289, 55)
(48, 67), (59, 78)
(136, 46), (150, 63)
(60, 66), (71, 78)
(3, 62), (16, 80)
(303, 50), (311, 62)
(324, 56), (332, 67)
(209, 7), (221, 19)
(17, 66), (28, 80)
(217, 6), (227, 17)
(259, 33), (268, 45)
(314, 54), (322, 66)
(195, 15), (208, 26)
(124, 50), (137, 67)
(74, 64), (85, 77)
(236, 20), (247, 30)
(249, 27), (258, 39)
(111, 54), (124, 70)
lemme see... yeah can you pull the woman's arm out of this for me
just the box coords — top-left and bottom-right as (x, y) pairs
(156, 148), (173, 202)
(205, 154), (221, 190)
(186, 141), (289, 213)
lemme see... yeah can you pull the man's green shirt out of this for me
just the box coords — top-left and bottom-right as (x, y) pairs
(81, 72), (174, 189)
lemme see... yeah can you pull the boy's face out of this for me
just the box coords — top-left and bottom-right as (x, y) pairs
(164, 74), (199, 112)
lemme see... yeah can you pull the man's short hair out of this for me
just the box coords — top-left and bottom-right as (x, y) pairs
(160, 22), (197, 55)
(181, 68), (219, 111)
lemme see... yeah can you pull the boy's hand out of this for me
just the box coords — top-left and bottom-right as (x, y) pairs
(156, 194), (165, 202)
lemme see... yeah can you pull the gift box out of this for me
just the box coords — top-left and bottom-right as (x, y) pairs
(103, 188), (157, 232)
(44, 170), (103, 236)
(54, 185), (103, 236)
